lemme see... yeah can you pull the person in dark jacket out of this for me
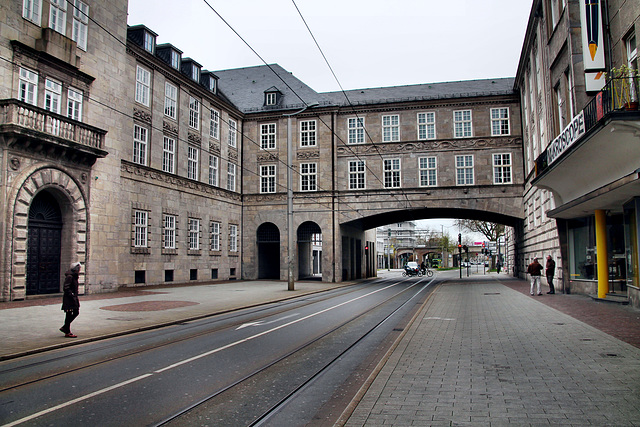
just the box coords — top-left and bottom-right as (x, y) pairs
(546, 255), (556, 294)
(527, 257), (543, 296)
(60, 262), (81, 338)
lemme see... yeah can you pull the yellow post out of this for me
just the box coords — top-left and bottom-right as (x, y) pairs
(595, 210), (609, 299)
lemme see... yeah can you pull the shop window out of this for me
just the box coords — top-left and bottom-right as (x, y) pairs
(135, 270), (146, 284)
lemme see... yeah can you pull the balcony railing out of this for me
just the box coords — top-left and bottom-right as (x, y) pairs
(0, 99), (106, 150)
(535, 76), (639, 178)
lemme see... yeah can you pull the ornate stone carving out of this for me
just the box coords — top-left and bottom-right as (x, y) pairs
(10, 158), (20, 171)
(228, 151), (238, 161)
(133, 108), (152, 124)
(297, 150), (320, 160)
(336, 138), (521, 156)
(188, 132), (202, 146)
(163, 121), (178, 136)
(209, 141), (220, 154)
(257, 152), (278, 162)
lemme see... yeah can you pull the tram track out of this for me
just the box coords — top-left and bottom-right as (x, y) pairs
(155, 276), (438, 427)
(1, 275), (437, 426)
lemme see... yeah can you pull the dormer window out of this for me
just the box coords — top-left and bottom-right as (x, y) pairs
(156, 44), (183, 70)
(264, 87), (282, 107)
(127, 25), (158, 55)
(201, 71), (219, 94)
(181, 58), (202, 83)
(143, 31), (155, 53)
(266, 93), (276, 105)
(170, 50), (180, 69)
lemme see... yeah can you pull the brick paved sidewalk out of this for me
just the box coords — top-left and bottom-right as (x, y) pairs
(341, 278), (640, 426)
(499, 277), (640, 349)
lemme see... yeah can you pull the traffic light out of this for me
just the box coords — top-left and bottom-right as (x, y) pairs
(364, 245), (369, 251)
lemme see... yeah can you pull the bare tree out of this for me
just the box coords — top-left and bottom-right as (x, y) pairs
(454, 219), (504, 242)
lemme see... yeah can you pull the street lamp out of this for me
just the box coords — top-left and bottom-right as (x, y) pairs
(285, 102), (319, 291)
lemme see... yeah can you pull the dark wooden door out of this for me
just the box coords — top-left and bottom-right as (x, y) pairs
(26, 192), (63, 295)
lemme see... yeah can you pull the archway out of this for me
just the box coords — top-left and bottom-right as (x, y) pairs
(27, 191), (63, 294)
(257, 222), (280, 279)
(297, 221), (322, 280)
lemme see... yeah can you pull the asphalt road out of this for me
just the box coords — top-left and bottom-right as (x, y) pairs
(0, 273), (440, 426)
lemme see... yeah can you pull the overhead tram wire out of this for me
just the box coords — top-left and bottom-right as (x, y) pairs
(290, 0), (416, 211)
(0, 53), (360, 222)
(199, 0), (406, 221)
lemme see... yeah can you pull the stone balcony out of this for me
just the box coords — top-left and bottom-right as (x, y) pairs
(0, 99), (108, 166)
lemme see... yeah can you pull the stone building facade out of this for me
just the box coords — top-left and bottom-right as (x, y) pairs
(514, 0), (640, 306)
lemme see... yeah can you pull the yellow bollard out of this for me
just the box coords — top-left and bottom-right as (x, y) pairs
(595, 210), (608, 299)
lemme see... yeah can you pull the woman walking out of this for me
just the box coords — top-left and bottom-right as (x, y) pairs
(60, 262), (81, 338)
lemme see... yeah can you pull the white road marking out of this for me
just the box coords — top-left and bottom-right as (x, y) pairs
(5, 281), (408, 426)
(235, 313), (300, 330)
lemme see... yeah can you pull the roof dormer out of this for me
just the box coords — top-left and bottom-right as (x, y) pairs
(264, 86), (282, 107)
(201, 71), (219, 94)
(181, 58), (202, 83)
(127, 25), (157, 54)
(156, 43), (183, 70)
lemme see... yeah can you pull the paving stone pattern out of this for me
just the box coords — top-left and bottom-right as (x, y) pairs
(344, 281), (640, 426)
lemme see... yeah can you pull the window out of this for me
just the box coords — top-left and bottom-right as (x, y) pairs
(23, 0), (42, 24)
(191, 66), (200, 82)
(210, 221), (220, 251)
(49, 0), (67, 34)
(300, 120), (316, 147)
(210, 109), (219, 139)
(228, 119), (237, 148)
(44, 78), (62, 114)
(162, 136), (175, 174)
(164, 82), (177, 119)
(348, 160), (366, 189)
(227, 162), (236, 192)
(454, 110), (472, 138)
(455, 155), (474, 185)
(229, 224), (238, 252)
(260, 123), (276, 149)
(135, 66), (151, 107)
(189, 96), (200, 130)
(417, 112), (435, 140)
(187, 146), (199, 180)
(383, 159), (401, 188)
(260, 165), (276, 193)
(348, 117), (365, 144)
(382, 115), (400, 142)
(163, 214), (176, 249)
(170, 50), (181, 69)
(419, 157), (437, 187)
(300, 162), (317, 192)
(72, 0), (88, 51)
(490, 108), (510, 136)
(626, 33), (638, 68)
(67, 87), (83, 121)
(493, 153), (513, 184)
(19, 67), (38, 105)
(134, 210), (148, 247)
(143, 31), (155, 53)
(188, 218), (200, 250)
(266, 92), (276, 105)
(209, 155), (219, 186)
(133, 124), (148, 166)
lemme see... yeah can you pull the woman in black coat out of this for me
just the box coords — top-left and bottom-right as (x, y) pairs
(60, 262), (81, 338)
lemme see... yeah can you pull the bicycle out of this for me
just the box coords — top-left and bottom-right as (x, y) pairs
(421, 267), (434, 277)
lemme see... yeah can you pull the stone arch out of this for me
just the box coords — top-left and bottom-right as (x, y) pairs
(7, 166), (87, 300)
(297, 221), (322, 279)
(256, 222), (280, 279)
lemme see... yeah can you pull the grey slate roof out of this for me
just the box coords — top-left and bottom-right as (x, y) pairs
(214, 64), (515, 113)
(322, 78), (516, 106)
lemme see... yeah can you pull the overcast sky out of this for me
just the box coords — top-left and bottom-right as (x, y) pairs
(127, 0), (532, 240)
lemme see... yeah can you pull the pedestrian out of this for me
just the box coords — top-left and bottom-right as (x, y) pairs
(546, 255), (556, 294)
(60, 262), (81, 338)
(496, 260), (502, 274)
(527, 257), (543, 296)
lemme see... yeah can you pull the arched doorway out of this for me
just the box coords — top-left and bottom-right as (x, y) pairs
(297, 221), (322, 280)
(27, 191), (63, 295)
(257, 222), (280, 279)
